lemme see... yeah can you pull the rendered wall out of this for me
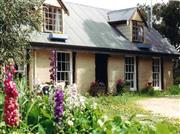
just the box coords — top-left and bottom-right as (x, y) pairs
(163, 58), (173, 89)
(76, 52), (95, 92)
(108, 55), (124, 93)
(35, 49), (51, 84)
(138, 57), (152, 90)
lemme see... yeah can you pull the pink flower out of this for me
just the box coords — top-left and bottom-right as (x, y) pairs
(3, 61), (19, 127)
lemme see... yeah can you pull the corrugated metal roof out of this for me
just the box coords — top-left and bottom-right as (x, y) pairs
(30, 2), (179, 56)
(107, 7), (136, 22)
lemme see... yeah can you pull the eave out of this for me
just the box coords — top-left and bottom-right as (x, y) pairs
(30, 42), (180, 58)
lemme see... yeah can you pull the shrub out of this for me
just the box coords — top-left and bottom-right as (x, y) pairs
(174, 76), (180, 85)
(116, 79), (130, 95)
(89, 81), (106, 96)
(168, 85), (180, 95)
(140, 84), (157, 96)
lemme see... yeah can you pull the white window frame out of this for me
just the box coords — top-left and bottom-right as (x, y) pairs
(15, 63), (27, 79)
(132, 20), (144, 42)
(16, 65), (26, 74)
(56, 51), (72, 85)
(43, 5), (63, 33)
(124, 56), (137, 91)
(152, 57), (161, 90)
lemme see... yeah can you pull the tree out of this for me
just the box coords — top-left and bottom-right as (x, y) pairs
(0, 0), (43, 64)
(138, 1), (180, 52)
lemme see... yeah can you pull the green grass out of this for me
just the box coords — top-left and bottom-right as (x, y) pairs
(91, 93), (147, 118)
(90, 93), (180, 129)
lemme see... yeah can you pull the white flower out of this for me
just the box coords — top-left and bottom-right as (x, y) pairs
(68, 120), (74, 126)
(92, 102), (97, 109)
(79, 96), (86, 107)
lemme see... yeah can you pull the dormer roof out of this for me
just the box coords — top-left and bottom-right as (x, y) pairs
(108, 7), (136, 22)
(108, 7), (148, 27)
(44, 0), (69, 15)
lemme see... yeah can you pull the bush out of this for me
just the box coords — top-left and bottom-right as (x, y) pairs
(174, 76), (180, 85)
(116, 79), (130, 95)
(89, 81), (106, 96)
(168, 85), (180, 95)
(92, 115), (180, 134)
(140, 84), (157, 96)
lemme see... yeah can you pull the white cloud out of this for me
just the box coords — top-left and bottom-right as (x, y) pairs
(64, 0), (169, 10)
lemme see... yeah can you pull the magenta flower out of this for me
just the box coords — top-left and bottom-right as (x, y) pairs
(49, 50), (57, 85)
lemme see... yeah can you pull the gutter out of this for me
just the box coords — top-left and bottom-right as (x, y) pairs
(30, 42), (180, 58)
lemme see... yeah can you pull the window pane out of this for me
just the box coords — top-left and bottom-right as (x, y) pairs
(57, 52), (71, 84)
(57, 72), (60, 81)
(125, 57), (135, 89)
(152, 58), (160, 87)
(43, 5), (62, 32)
(132, 21), (144, 42)
(57, 62), (61, 71)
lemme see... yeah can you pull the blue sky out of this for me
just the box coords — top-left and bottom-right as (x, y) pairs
(64, 0), (168, 10)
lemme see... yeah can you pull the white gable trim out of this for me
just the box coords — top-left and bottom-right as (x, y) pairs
(44, 0), (61, 8)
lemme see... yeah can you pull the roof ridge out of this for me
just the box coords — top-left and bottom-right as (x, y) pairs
(108, 7), (137, 14)
(64, 1), (111, 11)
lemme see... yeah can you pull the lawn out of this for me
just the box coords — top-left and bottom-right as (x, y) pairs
(91, 93), (180, 130)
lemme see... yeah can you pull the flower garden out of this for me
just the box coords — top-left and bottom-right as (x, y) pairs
(0, 53), (180, 133)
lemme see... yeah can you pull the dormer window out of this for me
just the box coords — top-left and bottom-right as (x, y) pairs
(132, 20), (144, 42)
(43, 5), (63, 32)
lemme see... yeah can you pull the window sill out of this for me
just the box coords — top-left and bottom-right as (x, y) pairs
(136, 43), (152, 49)
(48, 33), (68, 41)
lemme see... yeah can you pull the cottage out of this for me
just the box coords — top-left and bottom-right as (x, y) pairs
(25, 0), (179, 92)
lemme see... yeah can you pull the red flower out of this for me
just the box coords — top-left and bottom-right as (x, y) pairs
(116, 79), (124, 85)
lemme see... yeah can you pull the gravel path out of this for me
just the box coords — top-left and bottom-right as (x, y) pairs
(138, 97), (180, 119)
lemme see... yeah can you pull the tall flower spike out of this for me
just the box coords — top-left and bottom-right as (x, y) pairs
(49, 50), (57, 85)
(54, 89), (64, 123)
(3, 59), (19, 127)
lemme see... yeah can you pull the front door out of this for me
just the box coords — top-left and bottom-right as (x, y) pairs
(95, 54), (108, 89)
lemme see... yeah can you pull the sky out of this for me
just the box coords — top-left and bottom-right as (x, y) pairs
(64, 0), (169, 10)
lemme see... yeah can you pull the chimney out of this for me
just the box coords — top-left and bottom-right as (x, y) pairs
(147, 0), (153, 29)
(147, 7), (151, 28)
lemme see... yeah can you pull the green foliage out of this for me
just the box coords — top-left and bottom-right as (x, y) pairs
(154, 1), (180, 52)
(116, 79), (130, 95)
(167, 85), (180, 95)
(139, 85), (163, 97)
(0, 0), (43, 63)
(61, 100), (101, 134)
(92, 115), (179, 134)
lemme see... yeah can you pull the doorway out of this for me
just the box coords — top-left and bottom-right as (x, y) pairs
(95, 54), (108, 89)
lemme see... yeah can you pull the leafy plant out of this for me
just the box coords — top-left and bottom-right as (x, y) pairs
(140, 84), (160, 96)
(168, 85), (180, 95)
(89, 81), (106, 96)
(116, 79), (130, 95)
